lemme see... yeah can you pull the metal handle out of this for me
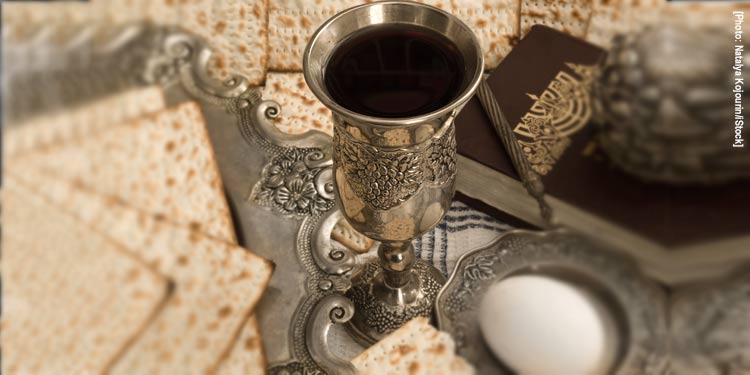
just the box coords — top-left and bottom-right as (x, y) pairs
(476, 80), (554, 225)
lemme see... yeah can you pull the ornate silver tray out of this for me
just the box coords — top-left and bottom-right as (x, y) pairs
(668, 269), (750, 373)
(8, 21), (750, 375)
(435, 229), (670, 374)
(5, 22), (366, 375)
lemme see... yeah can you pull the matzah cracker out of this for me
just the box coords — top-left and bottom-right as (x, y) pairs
(267, 0), (358, 71)
(197, 0), (268, 84)
(216, 316), (267, 375)
(2, 177), (169, 375)
(332, 218), (374, 253)
(585, 0), (665, 49)
(352, 317), (475, 375)
(5, 86), (165, 157)
(262, 73), (334, 135)
(444, 0), (520, 69)
(268, 0), (520, 71)
(520, 0), (593, 38)
(12, 101), (236, 243)
(9, 168), (273, 374)
(585, 0), (630, 48)
(629, 0), (664, 29)
(9, 92), (267, 372)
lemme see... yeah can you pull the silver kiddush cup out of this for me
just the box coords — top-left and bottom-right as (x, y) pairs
(304, 1), (484, 344)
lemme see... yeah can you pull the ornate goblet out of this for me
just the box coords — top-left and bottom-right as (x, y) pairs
(304, 1), (484, 344)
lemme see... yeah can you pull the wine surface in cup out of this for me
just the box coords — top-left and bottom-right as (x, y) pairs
(324, 24), (464, 118)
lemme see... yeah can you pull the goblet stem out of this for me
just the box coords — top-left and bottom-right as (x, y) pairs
(345, 237), (445, 344)
(378, 241), (416, 288)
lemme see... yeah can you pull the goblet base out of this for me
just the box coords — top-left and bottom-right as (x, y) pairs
(345, 259), (446, 345)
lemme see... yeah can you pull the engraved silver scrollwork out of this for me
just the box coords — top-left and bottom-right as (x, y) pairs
(232, 72), (358, 374)
(188, 43), (249, 98)
(137, 22), (340, 225)
(141, 31), (192, 85)
(139, 27), (255, 110)
(267, 214), (356, 375)
(250, 101), (335, 150)
(305, 294), (357, 375)
(311, 209), (357, 275)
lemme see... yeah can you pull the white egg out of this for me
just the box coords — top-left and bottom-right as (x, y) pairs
(478, 274), (620, 375)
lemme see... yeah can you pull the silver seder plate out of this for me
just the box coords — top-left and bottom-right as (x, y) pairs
(10, 21), (749, 375)
(435, 229), (671, 375)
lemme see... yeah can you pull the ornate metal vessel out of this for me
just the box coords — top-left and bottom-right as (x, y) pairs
(593, 23), (750, 184)
(436, 229), (670, 374)
(303, 1), (484, 344)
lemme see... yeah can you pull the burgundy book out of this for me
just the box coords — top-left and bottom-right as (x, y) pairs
(454, 25), (750, 283)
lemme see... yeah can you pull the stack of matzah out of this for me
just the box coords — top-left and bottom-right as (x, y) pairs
(3, 87), (273, 374)
(4, 0), (674, 86)
(267, 0), (668, 72)
(260, 0), (683, 137)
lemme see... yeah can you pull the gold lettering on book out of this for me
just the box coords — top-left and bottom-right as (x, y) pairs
(514, 63), (595, 175)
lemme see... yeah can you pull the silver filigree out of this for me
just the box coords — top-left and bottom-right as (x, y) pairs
(139, 27), (255, 111)
(249, 148), (335, 218)
(136, 25), (351, 374)
(268, 361), (324, 375)
(593, 24), (750, 184)
(236, 92), (359, 374)
(305, 294), (357, 375)
(311, 209), (357, 275)
(139, 23), (352, 374)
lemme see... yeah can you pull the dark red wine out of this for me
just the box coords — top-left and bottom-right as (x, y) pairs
(325, 24), (465, 118)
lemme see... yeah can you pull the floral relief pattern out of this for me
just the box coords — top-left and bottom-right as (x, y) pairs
(463, 254), (497, 283)
(250, 147), (334, 217)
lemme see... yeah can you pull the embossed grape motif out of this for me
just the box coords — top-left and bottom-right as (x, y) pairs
(333, 124), (456, 210)
(348, 261), (442, 335)
(425, 124), (457, 184)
